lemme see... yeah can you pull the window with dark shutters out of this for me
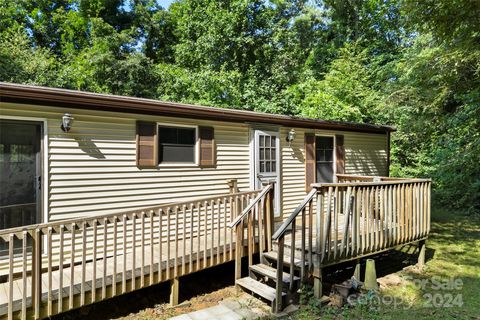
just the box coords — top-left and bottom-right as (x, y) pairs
(305, 133), (316, 192)
(136, 121), (158, 167)
(199, 126), (216, 167)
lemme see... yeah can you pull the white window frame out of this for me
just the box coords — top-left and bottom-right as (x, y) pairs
(156, 122), (199, 167)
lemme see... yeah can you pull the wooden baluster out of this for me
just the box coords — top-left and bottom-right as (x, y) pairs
(197, 203), (202, 271)
(370, 186), (376, 251)
(257, 199), (264, 257)
(235, 222), (242, 280)
(203, 201), (208, 269)
(355, 188), (362, 255)
(21, 231), (28, 320)
(141, 212), (146, 288)
(247, 208), (253, 269)
(69, 223), (75, 310)
(80, 223), (86, 308)
(275, 236), (285, 313)
(427, 181), (431, 234)
(323, 187), (332, 261)
(210, 200), (215, 266)
(8, 234), (14, 320)
(417, 183), (421, 238)
(167, 207), (172, 279)
(363, 187), (376, 252)
(158, 209), (163, 283)
(229, 197), (234, 261)
(350, 188), (356, 257)
(301, 207), (306, 281)
(103, 217), (108, 299)
(217, 199), (221, 265)
(223, 198), (228, 262)
(289, 219), (296, 291)
(113, 216), (118, 295)
(333, 187), (339, 260)
(47, 227), (53, 315)
(317, 189), (324, 263)
(58, 226), (64, 313)
(308, 198), (313, 272)
(122, 215), (127, 293)
(131, 214), (136, 292)
(182, 205), (186, 275)
(92, 219), (98, 301)
(190, 203), (194, 273)
(266, 187), (273, 252)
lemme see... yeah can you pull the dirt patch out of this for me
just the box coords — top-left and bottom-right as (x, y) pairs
(117, 286), (240, 320)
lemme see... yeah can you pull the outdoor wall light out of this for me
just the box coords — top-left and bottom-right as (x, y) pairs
(61, 113), (74, 132)
(286, 128), (296, 146)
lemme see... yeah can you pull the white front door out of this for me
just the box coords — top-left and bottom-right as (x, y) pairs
(253, 129), (281, 217)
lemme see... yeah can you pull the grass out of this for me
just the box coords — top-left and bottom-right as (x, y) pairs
(294, 207), (480, 320)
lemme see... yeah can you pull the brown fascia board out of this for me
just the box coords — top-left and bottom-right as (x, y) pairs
(0, 82), (396, 134)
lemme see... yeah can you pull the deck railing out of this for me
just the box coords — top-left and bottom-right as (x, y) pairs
(272, 175), (431, 312)
(315, 177), (431, 265)
(0, 187), (260, 320)
(228, 183), (275, 281)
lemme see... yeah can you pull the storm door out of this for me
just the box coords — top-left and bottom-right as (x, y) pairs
(0, 120), (42, 252)
(253, 129), (281, 217)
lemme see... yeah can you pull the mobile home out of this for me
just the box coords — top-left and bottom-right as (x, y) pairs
(0, 83), (430, 318)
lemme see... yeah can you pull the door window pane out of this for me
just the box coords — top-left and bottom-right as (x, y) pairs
(316, 136), (334, 183)
(258, 134), (277, 173)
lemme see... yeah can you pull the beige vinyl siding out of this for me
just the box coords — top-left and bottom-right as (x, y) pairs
(0, 102), (251, 221)
(280, 127), (388, 215)
(1, 102), (388, 222)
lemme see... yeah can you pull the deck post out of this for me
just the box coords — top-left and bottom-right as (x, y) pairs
(227, 179), (238, 194)
(169, 277), (179, 306)
(313, 267), (323, 299)
(417, 239), (426, 270)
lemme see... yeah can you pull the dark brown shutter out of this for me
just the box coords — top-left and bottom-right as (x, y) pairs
(305, 133), (316, 192)
(335, 134), (345, 175)
(199, 126), (216, 167)
(136, 121), (158, 167)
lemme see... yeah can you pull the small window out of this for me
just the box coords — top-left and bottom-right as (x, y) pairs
(158, 126), (196, 163)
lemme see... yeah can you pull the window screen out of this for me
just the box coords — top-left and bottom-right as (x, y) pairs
(158, 126), (196, 163)
(316, 136), (334, 183)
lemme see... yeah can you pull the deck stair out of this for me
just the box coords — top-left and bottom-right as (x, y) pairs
(235, 245), (303, 310)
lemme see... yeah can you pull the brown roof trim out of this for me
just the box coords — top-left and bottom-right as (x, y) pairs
(0, 82), (396, 134)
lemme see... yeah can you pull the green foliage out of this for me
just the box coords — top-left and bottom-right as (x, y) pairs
(0, 0), (478, 213)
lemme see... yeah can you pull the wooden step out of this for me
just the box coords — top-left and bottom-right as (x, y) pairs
(236, 277), (285, 302)
(263, 251), (308, 268)
(250, 264), (300, 285)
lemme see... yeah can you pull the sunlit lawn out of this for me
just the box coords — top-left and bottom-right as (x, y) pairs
(294, 207), (480, 320)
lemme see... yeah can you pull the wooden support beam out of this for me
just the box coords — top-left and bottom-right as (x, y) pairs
(417, 240), (426, 270)
(169, 278), (179, 306)
(313, 268), (323, 299)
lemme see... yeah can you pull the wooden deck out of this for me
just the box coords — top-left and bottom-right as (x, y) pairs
(0, 225), (239, 316)
(0, 174), (432, 318)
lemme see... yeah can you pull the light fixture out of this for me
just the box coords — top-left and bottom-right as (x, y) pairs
(61, 113), (74, 132)
(286, 128), (296, 146)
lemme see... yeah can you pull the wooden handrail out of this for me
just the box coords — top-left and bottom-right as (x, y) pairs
(227, 184), (272, 229)
(272, 188), (317, 241)
(312, 178), (431, 188)
(0, 190), (259, 237)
